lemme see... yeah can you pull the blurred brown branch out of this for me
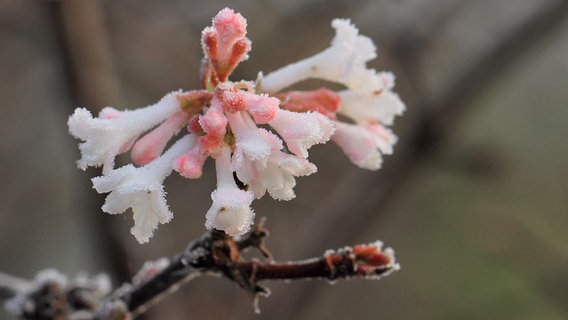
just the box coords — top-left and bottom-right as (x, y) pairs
(47, 0), (130, 284)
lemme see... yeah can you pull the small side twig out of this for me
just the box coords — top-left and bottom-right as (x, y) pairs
(2, 219), (398, 320)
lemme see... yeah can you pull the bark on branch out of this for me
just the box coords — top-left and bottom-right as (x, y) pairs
(1, 220), (398, 320)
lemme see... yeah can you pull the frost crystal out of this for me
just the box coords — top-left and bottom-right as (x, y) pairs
(68, 8), (405, 242)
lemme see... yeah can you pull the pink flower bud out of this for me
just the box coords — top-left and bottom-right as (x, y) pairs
(199, 98), (227, 136)
(276, 88), (340, 119)
(131, 111), (189, 165)
(219, 87), (280, 124)
(243, 93), (280, 124)
(197, 134), (225, 157)
(218, 88), (247, 113)
(174, 147), (207, 179)
(201, 8), (251, 83)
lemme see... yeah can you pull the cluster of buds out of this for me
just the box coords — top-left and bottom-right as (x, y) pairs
(68, 8), (405, 243)
(324, 241), (400, 280)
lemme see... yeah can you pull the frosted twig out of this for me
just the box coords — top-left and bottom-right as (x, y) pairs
(1, 220), (398, 319)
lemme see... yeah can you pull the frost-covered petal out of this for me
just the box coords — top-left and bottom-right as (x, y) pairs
(68, 91), (183, 173)
(332, 122), (397, 170)
(231, 116), (284, 187)
(261, 162), (297, 200)
(173, 145), (208, 179)
(205, 186), (255, 236)
(262, 151), (317, 200)
(227, 111), (278, 165)
(206, 144), (255, 236)
(338, 88), (405, 126)
(130, 190), (171, 243)
(261, 19), (380, 94)
(268, 109), (335, 158)
(91, 135), (196, 243)
(271, 151), (318, 177)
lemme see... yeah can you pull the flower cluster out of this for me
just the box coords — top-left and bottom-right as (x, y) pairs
(68, 8), (405, 243)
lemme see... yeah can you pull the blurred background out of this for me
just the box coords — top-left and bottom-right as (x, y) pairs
(1, 0), (567, 319)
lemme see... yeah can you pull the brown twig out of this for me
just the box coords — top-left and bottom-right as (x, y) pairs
(1, 221), (398, 320)
(113, 220), (397, 317)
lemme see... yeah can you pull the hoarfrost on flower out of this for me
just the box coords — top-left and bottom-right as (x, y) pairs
(253, 151), (318, 201)
(92, 135), (196, 243)
(206, 145), (255, 237)
(332, 122), (395, 170)
(68, 91), (183, 174)
(269, 109), (335, 158)
(67, 7), (405, 242)
(260, 19), (381, 94)
(338, 85), (405, 126)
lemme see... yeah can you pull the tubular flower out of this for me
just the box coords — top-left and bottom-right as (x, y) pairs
(206, 144), (255, 237)
(68, 91), (185, 174)
(92, 135), (197, 243)
(261, 20), (405, 170)
(68, 7), (405, 242)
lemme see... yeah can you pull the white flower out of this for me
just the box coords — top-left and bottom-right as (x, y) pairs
(230, 124), (280, 196)
(227, 111), (276, 166)
(261, 19), (380, 94)
(205, 144), (255, 237)
(228, 116), (318, 201)
(68, 91), (183, 174)
(249, 151), (317, 201)
(92, 135), (196, 243)
(332, 122), (396, 170)
(268, 109), (335, 158)
(338, 83), (405, 126)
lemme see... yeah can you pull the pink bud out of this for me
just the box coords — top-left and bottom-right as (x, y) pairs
(201, 29), (218, 62)
(197, 134), (225, 157)
(276, 88), (340, 119)
(219, 89), (247, 113)
(213, 8), (247, 40)
(201, 8), (251, 82)
(174, 148), (207, 179)
(199, 97), (227, 136)
(244, 93), (280, 124)
(131, 111), (189, 165)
